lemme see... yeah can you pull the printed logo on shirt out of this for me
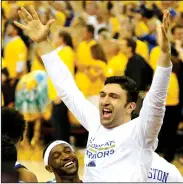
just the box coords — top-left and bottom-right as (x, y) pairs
(86, 139), (115, 162)
(87, 160), (96, 167)
(148, 168), (169, 183)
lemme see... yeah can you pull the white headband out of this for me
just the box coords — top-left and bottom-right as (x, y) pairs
(44, 140), (74, 165)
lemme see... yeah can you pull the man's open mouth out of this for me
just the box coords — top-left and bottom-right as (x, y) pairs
(64, 160), (75, 168)
(102, 108), (113, 119)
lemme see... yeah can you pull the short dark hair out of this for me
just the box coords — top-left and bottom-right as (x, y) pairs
(2, 107), (26, 144)
(104, 76), (139, 103)
(171, 24), (183, 34)
(58, 30), (73, 49)
(2, 134), (17, 172)
(91, 44), (107, 63)
(124, 38), (137, 54)
(86, 24), (95, 37)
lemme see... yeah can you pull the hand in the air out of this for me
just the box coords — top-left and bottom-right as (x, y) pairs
(157, 10), (171, 53)
(14, 5), (55, 43)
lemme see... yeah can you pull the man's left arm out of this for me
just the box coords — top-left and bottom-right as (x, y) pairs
(133, 10), (172, 148)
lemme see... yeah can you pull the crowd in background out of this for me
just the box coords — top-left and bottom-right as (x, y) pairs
(1, 1), (183, 165)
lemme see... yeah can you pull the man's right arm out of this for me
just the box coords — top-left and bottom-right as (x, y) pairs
(40, 40), (100, 131)
(14, 6), (100, 132)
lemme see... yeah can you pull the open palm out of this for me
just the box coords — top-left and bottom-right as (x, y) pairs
(157, 10), (171, 53)
(14, 5), (55, 43)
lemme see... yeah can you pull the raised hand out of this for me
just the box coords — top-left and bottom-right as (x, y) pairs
(14, 5), (55, 43)
(157, 10), (171, 53)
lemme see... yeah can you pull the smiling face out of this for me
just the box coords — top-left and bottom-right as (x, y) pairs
(99, 83), (135, 128)
(46, 144), (78, 178)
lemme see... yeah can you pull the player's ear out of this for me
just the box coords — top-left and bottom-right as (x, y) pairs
(45, 165), (53, 173)
(126, 102), (136, 114)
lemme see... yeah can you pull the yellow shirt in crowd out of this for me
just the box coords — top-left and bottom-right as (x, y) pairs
(106, 52), (128, 77)
(76, 40), (96, 65)
(150, 46), (179, 106)
(136, 39), (149, 61)
(4, 36), (28, 78)
(149, 46), (160, 70)
(31, 56), (45, 72)
(48, 46), (75, 101)
(109, 16), (120, 36)
(75, 40), (96, 96)
(135, 21), (149, 37)
(87, 59), (106, 96)
(50, 11), (66, 33)
(2, 1), (12, 18)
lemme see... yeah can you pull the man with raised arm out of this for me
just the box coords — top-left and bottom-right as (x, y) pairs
(14, 6), (172, 182)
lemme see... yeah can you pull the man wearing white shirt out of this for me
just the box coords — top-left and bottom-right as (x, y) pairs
(15, 7), (172, 182)
(148, 152), (183, 182)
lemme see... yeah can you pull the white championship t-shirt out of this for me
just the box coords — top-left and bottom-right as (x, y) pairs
(42, 50), (172, 182)
(147, 152), (183, 182)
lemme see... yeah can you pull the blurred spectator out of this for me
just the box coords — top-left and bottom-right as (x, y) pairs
(122, 38), (153, 114)
(15, 70), (50, 147)
(119, 19), (149, 61)
(4, 20), (28, 80)
(84, 2), (98, 28)
(122, 2), (137, 19)
(106, 40), (128, 76)
(8, 4), (20, 20)
(86, 44), (107, 107)
(97, 28), (114, 60)
(48, 1), (74, 27)
(75, 24), (96, 97)
(94, 6), (110, 39)
(52, 30), (75, 75)
(138, 17), (158, 52)
(122, 38), (153, 91)
(64, 2), (74, 27)
(2, 134), (19, 183)
(39, 7), (51, 25)
(106, 1), (121, 38)
(1, 58), (16, 108)
(170, 25), (183, 78)
(70, 15), (87, 48)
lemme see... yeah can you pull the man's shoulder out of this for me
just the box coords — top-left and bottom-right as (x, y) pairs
(153, 153), (179, 173)
(14, 162), (27, 170)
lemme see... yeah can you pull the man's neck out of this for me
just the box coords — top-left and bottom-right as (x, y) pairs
(55, 174), (81, 183)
